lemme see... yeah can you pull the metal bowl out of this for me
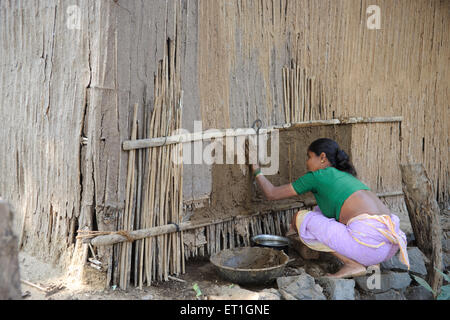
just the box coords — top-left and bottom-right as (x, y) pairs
(210, 246), (289, 285)
(251, 234), (290, 252)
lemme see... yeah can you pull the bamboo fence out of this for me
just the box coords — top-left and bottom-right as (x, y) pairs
(105, 39), (185, 289)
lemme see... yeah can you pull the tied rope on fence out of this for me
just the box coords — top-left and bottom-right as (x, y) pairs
(76, 229), (134, 242)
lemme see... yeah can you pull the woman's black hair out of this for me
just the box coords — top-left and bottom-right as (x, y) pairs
(308, 138), (357, 177)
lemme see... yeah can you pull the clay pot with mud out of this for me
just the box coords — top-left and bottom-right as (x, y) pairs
(210, 247), (289, 285)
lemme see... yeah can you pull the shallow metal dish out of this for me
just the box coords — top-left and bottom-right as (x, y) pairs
(251, 234), (290, 251)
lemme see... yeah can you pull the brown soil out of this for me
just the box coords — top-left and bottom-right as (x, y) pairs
(18, 247), (341, 300)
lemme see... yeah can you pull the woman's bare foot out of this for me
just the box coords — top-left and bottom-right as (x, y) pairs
(326, 251), (367, 278)
(325, 263), (367, 279)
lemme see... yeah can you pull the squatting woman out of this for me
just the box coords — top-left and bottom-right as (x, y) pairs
(251, 138), (409, 278)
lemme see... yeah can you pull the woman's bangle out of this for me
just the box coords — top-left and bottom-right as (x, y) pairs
(253, 168), (262, 177)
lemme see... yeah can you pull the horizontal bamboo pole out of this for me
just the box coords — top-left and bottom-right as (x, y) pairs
(83, 190), (402, 246)
(374, 191), (404, 198)
(123, 116), (403, 151)
(86, 217), (234, 246)
(82, 202), (305, 246)
(20, 279), (48, 292)
(123, 128), (260, 150)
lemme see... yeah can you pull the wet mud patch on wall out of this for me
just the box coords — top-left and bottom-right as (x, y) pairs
(192, 125), (352, 221)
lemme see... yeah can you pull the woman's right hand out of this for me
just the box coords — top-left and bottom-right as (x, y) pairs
(251, 164), (260, 173)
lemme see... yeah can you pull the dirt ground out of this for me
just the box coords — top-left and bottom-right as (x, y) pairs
(17, 207), (449, 300)
(18, 247), (341, 300)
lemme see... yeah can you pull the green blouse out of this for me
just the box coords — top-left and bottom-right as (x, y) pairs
(291, 167), (370, 221)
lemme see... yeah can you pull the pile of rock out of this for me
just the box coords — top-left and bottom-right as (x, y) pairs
(274, 253), (431, 301)
(205, 206), (450, 300)
(205, 245), (439, 300)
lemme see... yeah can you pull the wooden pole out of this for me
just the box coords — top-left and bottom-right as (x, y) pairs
(400, 163), (443, 298)
(122, 117), (404, 151)
(20, 279), (48, 292)
(283, 68), (289, 123)
(87, 217), (234, 246)
(0, 200), (21, 299)
(133, 120), (143, 287)
(178, 92), (185, 274)
(118, 103), (138, 290)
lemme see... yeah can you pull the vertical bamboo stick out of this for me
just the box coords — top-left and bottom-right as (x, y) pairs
(215, 224), (219, 254)
(157, 64), (166, 281)
(113, 223), (122, 287)
(128, 104), (139, 287)
(178, 91), (185, 274)
(147, 70), (162, 285)
(302, 68), (306, 121)
(289, 70), (295, 121)
(295, 65), (300, 122)
(170, 163), (176, 275)
(139, 93), (156, 288)
(119, 103), (139, 290)
(283, 68), (288, 123)
(293, 65), (297, 122)
(222, 223), (227, 250)
(134, 121), (143, 287)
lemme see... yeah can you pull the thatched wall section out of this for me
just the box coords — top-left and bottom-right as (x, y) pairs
(0, 0), (448, 278)
(196, 0), (448, 204)
(0, 0), (91, 267)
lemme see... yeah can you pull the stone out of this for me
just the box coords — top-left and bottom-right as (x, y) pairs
(305, 264), (326, 278)
(0, 201), (21, 300)
(381, 247), (428, 276)
(276, 273), (326, 300)
(357, 291), (375, 300)
(405, 286), (434, 300)
(406, 233), (416, 246)
(317, 277), (355, 300)
(440, 215), (450, 231)
(355, 272), (412, 294)
(373, 289), (406, 300)
(285, 267), (306, 276)
(443, 252), (450, 270)
(206, 285), (261, 300)
(442, 238), (450, 252)
(206, 285), (281, 300)
(257, 288), (282, 300)
(390, 273), (413, 290)
(357, 289), (406, 300)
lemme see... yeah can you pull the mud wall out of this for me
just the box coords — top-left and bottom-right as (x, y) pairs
(195, 0), (449, 206)
(193, 125), (353, 220)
